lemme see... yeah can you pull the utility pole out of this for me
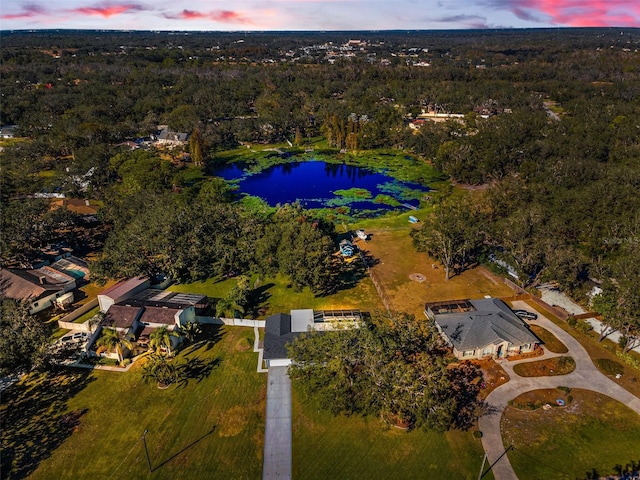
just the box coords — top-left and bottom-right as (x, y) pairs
(142, 429), (152, 473)
(478, 445), (513, 479)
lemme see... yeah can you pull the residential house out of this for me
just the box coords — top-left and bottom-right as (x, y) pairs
(156, 127), (188, 146)
(262, 309), (362, 368)
(0, 125), (18, 139)
(425, 298), (540, 360)
(98, 276), (150, 312)
(0, 266), (77, 314)
(98, 282), (208, 354)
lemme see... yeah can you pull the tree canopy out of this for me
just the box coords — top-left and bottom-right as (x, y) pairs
(288, 313), (483, 431)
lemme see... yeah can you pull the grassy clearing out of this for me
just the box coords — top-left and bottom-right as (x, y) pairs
(169, 272), (384, 318)
(513, 356), (576, 377)
(529, 325), (568, 353)
(292, 385), (492, 480)
(502, 389), (640, 480)
(352, 227), (513, 318)
(2, 326), (265, 480)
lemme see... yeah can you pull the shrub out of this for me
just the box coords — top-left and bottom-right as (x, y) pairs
(595, 358), (624, 376)
(616, 351), (640, 371)
(575, 319), (593, 334)
(473, 430), (483, 438)
(567, 317), (577, 327)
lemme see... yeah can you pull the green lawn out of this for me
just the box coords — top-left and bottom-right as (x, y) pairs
(529, 325), (568, 354)
(169, 272), (384, 318)
(2, 326), (266, 480)
(502, 389), (640, 479)
(292, 386), (492, 480)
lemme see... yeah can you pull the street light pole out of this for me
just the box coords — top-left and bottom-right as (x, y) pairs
(142, 429), (152, 473)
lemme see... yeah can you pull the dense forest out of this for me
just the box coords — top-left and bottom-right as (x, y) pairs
(1, 29), (639, 345)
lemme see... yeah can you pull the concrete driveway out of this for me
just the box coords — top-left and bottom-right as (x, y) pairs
(478, 300), (640, 480)
(263, 366), (292, 480)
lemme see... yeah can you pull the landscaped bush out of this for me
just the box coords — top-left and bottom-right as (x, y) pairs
(595, 358), (624, 376)
(616, 351), (640, 371)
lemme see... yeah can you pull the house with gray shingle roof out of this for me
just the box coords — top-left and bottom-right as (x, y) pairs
(425, 298), (540, 360)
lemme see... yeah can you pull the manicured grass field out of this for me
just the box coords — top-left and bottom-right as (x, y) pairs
(502, 389), (640, 479)
(292, 386), (492, 480)
(2, 326), (266, 480)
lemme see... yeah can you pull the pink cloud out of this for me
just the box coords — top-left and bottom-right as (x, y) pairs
(164, 9), (252, 24)
(0, 4), (47, 20)
(492, 0), (640, 27)
(71, 3), (147, 18)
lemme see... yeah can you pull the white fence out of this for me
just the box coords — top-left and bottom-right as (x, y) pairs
(196, 316), (265, 328)
(57, 299), (99, 331)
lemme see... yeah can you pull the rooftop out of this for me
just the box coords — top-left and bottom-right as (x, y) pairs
(430, 298), (539, 351)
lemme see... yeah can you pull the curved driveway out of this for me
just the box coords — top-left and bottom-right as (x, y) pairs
(478, 300), (640, 480)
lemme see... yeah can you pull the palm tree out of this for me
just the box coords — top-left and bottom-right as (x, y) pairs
(149, 326), (179, 356)
(142, 353), (182, 388)
(180, 321), (202, 344)
(97, 328), (133, 365)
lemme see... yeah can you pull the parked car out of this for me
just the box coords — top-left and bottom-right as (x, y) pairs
(513, 309), (538, 320)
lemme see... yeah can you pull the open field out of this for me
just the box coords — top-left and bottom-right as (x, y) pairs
(352, 227), (513, 318)
(292, 386), (492, 480)
(2, 326), (266, 480)
(502, 389), (640, 480)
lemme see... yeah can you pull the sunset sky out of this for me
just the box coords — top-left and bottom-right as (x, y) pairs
(1, 0), (639, 30)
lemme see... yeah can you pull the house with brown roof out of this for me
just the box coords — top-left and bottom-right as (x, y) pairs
(0, 266), (77, 314)
(98, 277), (150, 312)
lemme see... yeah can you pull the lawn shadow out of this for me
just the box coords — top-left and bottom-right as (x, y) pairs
(151, 426), (216, 472)
(180, 324), (225, 355)
(176, 357), (222, 387)
(0, 369), (95, 479)
(247, 283), (274, 318)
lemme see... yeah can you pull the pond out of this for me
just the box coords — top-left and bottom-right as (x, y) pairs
(212, 161), (430, 214)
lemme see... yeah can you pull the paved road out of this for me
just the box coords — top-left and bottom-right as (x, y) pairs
(478, 300), (640, 480)
(263, 366), (292, 480)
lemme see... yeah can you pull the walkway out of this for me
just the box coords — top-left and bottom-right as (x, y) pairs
(478, 300), (640, 480)
(262, 366), (292, 480)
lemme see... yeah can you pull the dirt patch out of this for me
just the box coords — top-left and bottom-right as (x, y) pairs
(236, 337), (252, 352)
(508, 387), (573, 411)
(409, 273), (426, 283)
(473, 358), (510, 399)
(218, 405), (250, 437)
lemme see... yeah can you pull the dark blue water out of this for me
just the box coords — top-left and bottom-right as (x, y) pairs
(212, 161), (429, 212)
